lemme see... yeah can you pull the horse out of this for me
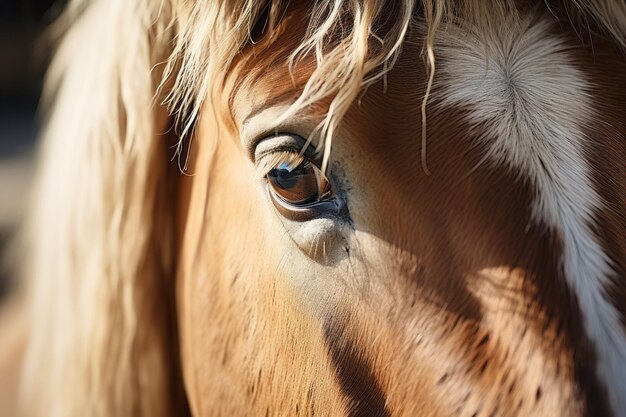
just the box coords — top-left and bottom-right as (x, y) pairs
(6, 0), (625, 416)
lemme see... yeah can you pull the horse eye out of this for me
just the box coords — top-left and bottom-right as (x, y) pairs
(267, 161), (331, 206)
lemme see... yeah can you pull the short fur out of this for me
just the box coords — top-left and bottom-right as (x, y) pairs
(18, 1), (626, 416)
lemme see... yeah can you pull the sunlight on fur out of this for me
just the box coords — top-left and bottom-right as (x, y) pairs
(15, 1), (626, 416)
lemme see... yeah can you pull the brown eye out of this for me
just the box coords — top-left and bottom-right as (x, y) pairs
(267, 161), (331, 206)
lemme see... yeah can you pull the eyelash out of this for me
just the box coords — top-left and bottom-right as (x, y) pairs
(255, 150), (306, 179)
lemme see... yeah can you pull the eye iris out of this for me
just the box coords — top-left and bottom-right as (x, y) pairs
(272, 163), (302, 190)
(267, 162), (323, 205)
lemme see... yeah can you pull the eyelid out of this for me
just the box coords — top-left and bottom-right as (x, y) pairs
(253, 133), (321, 177)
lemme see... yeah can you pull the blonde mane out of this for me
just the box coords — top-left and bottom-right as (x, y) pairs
(20, 1), (625, 416)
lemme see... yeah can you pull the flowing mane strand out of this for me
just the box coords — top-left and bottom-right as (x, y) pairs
(19, 1), (625, 416)
(163, 0), (625, 172)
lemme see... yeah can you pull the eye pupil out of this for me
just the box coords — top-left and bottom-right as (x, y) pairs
(271, 163), (303, 190)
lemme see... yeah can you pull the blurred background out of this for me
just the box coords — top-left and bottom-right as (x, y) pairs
(0, 0), (64, 301)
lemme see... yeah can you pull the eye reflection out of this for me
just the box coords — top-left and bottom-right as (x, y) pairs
(267, 160), (331, 206)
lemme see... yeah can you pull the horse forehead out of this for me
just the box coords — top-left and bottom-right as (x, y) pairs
(227, 4), (316, 124)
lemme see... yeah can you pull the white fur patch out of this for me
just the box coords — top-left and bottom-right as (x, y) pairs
(435, 15), (626, 415)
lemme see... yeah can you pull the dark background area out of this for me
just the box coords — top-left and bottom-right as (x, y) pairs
(0, 0), (65, 299)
